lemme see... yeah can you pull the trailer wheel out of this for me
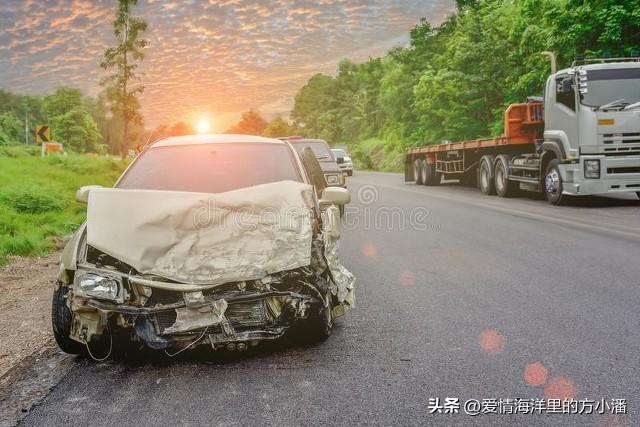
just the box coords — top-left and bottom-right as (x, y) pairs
(479, 156), (495, 195)
(544, 159), (566, 205)
(414, 160), (423, 185)
(494, 155), (518, 197)
(423, 161), (441, 186)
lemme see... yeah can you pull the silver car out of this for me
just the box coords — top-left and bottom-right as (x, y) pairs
(52, 134), (355, 357)
(331, 148), (353, 177)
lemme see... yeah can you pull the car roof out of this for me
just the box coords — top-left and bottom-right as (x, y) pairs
(152, 134), (286, 148)
(281, 137), (328, 145)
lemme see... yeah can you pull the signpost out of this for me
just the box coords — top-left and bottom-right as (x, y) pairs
(35, 125), (62, 157)
(35, 125), (50, 144)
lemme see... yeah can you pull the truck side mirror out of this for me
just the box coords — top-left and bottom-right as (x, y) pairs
(336, 156), (345, 164)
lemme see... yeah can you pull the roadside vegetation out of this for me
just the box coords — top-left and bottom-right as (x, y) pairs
(0, 147), (128, 266)
(286, 0), (640, 170)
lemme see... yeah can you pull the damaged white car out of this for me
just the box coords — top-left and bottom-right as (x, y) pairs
(52, 134), (355, 358)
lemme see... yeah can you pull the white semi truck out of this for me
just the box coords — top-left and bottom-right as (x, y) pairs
(405, 56), (640, 204)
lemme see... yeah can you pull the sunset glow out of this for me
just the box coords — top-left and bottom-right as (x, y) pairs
(196, 120), (212, 134)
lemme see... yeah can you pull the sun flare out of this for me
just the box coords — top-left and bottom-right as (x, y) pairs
(196, 120), (211, 134)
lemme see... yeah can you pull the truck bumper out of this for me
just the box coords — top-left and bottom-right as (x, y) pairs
(560, 155), (640, 196)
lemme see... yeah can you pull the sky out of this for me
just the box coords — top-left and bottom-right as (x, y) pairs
(0, 0), (454, 130)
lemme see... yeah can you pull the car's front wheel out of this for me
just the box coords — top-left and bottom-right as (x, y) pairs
(52, 282), (86, 355)
(305, 292), (334, 342)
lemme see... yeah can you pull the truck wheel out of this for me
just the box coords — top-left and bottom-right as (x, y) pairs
(52, 282), (86, 355)
(414, 160), (423, 185)
(544, 159), (566, 205)
(479, 157), (495, 195)
(494, 155), (518, 197)
(424, 162), (441, 186)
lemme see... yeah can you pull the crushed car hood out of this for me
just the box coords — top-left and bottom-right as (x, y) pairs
(86, 181), (315, 286)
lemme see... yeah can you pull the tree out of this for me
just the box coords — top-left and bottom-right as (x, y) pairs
(0, 112), (22, 145)
(43, 88), (83, 118)
(262, 117), (294, 137)
(101, 0), (148, 158)
(227, 110), (268, 135)
(50, 107), (101, 152)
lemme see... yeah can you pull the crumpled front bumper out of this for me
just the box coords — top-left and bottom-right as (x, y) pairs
(85, 288), (316, 350)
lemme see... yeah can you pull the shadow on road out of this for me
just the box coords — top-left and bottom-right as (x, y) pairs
(86, 328), (336, 368)
(440, 181), (640, 208)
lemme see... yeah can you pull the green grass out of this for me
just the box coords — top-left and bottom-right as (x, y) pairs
(0, 146), (129, 265)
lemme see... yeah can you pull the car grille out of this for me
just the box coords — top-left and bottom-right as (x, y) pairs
(153, 300), (270, 335)
(602, 132), (640, 144)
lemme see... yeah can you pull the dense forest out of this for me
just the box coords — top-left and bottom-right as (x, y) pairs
(2, 0), (639, 166)
(290, 0), (640, 170)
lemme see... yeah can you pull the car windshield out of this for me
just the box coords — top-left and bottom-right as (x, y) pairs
(331, 149), (347, 158)
(117, 142), (301, 193)
(580, 68), (640, 108)
(292, 141), (332, 160)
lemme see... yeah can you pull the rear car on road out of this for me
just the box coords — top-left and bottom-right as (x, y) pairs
(280, 137), (346, 187)
(52, 134), (355, 357)
(331, 148), (354, 176)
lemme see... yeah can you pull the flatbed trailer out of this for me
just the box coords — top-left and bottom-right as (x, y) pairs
(404, 57), (640, 204)
(405, 102), (545, 190)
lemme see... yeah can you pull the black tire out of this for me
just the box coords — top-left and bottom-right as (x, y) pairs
(305, 292), (333, 343)
(479, 156), (496, 195)
(347, 170), (353, 177)
(544, 159), (566, 205)
(423, 161), (442, 186)
(494, 155), (518, 197)
(52, 282), (86, 355)
(414, 160), (423, 185)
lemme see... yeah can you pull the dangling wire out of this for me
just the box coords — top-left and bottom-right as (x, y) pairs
(85, 323), (113, 362)
(164, 326), (209, 358)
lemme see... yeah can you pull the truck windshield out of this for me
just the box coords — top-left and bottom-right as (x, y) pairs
(580, 68), (640, 108)
(117, 142), (301, 194)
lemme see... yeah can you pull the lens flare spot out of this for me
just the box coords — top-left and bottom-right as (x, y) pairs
(544, 377), (577, 400)
(362, 243), (377, 257)
(399, 271), (415, 287)
(478, 329), (505, 354)
(523, 362), (548, 387)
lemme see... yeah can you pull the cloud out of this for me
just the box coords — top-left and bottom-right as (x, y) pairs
(0, 0), (454, 128)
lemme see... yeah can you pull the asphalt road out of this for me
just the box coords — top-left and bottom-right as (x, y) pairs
(20, 172), (640, 426)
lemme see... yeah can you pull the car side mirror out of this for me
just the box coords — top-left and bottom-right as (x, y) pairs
(336, 156), (345, 164)
(319, 186), (350, 206)
(76, 185), (103, 203)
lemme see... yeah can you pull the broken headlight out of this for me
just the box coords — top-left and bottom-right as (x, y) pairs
(74, 271), (123, 303)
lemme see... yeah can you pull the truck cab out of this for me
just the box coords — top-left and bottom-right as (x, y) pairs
(543, 59), (640, 201)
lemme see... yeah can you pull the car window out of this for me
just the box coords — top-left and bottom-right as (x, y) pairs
(292, 141), (332, 159)
(117, 142), (301, 194)
(331, 149), (347, 158)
